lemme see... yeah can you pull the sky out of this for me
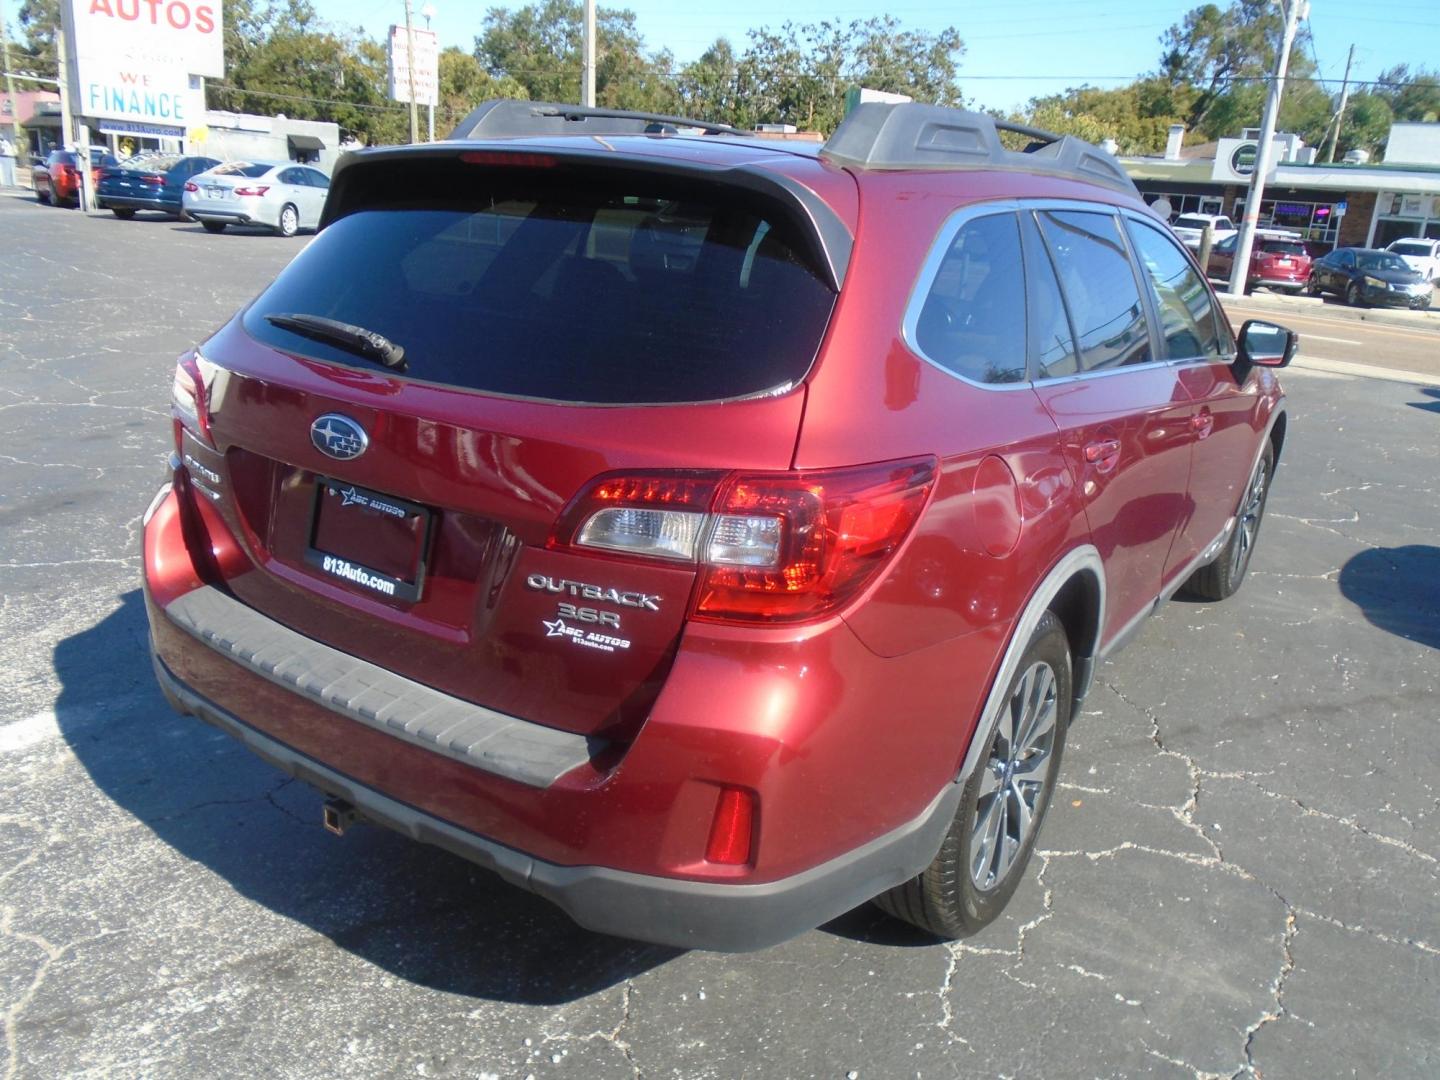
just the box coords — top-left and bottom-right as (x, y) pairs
(7, 0), (1440, 115)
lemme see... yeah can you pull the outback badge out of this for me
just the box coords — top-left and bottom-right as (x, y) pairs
(310, 414), (368, 461)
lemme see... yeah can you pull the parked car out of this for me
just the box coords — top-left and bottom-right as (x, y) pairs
(1307, 247), (1434, 309)
(142, 100), (1294, 951)
(1170, 212), (1237, 250)
(96, 154), (221, 218)
(1386, 237), (1440, 282)
(32, 148), (117, 207)
(182, 161), (331, 236)
(1207, 233), (1313, 293)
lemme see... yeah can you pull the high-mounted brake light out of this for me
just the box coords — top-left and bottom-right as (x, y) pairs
(171, 352), (217, 449)
(233, 185), (270, 197)
(459, 150), (558, 169)
(558, 457), (936, 625)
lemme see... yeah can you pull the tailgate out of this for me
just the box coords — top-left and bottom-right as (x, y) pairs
(181, 148), (846, 740)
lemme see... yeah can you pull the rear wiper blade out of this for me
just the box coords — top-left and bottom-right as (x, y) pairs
(265, 313), (407, 373)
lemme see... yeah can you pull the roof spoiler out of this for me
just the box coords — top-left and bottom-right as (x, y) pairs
(448, 99), (748, 140)
(821, 103), (1139, 196)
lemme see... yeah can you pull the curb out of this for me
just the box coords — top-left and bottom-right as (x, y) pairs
(1216, 289), (1440, 333)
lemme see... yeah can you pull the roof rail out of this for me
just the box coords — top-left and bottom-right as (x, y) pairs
(447, 99), (748, 141)
(821, 102), (1138, 197)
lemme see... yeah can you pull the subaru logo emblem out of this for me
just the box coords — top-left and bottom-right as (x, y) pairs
(310, 414), (368, 461)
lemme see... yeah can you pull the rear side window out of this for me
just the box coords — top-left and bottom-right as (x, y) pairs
(1021, 212), (1079, 379)
(1126, 219), (1224, 361)
(243, 168), (836, 405)
(912, 212), (1027, 385)
(1035, 210), (1151, 372)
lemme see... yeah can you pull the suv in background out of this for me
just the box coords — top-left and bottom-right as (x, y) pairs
(1208, 231), (1312, 293)
(1387, 237), (1440, 283)
(143, 101), (1294, 950)
(1171, 212), (1237, 250)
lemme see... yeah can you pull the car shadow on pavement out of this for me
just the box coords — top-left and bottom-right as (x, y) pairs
(54, 590), (680, 1004)
(1408, 388), (1440, 414)
(1338, 545), (1440, 650)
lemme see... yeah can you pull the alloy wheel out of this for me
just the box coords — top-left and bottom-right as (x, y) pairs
(970, 660), (1058, 891)
(1230, 457), (1269, 579)
(281, 206), (298, 236)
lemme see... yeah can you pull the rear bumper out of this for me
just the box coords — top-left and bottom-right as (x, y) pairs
(99, 194), (181, 213)
(185, 207), (258, 225)
(143, 477), (991, 948)
(1249, 275), (1305, 291)
(151, 648), (960, 950)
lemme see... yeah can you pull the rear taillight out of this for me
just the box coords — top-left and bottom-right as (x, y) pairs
(171, 352), (216, 448)
(233, 185), (270, 197)
(183, 181), (199, 192)
(141, 174), (164, 186)
(558, 457), (936, 624)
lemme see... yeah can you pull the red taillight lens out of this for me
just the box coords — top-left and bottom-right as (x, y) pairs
(560, 457), (936, 624)
(141, 174), (164, 186)
(705, 787), (755, 865)
(695, 458), (936, 623)
(233, 185), (270, 197)
(184, 181), (199, 192)
(171, 352), (215, 448)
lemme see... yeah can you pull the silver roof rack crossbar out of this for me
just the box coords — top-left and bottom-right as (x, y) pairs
(448, 99), (748, 140)
(821, 102), (1138, 196)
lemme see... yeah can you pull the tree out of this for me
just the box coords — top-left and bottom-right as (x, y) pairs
(1375, 65), (1440, 124)
(475, 1), (678, 113)
(14, 0), (60, 75)
(436, 46), (529, 133)
(676, 38), (740, 122)
(1338, 92), (1394, 159)
(1017, 79), (1188, 155)
(1157, 0), (1315, 138)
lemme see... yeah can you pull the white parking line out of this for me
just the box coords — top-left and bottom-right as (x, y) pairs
(0, 711), (61, 755)
(1294, 354), (1440, 387)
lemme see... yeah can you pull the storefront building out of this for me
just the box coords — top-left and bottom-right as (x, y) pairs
(1123, 122), (1440, 253)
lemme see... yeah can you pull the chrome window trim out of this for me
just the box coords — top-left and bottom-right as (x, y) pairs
(900, 196), (1243, 393)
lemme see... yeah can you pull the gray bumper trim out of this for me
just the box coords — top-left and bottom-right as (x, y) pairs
(163, 586), (601, 789)
(153, 650), (963, 951)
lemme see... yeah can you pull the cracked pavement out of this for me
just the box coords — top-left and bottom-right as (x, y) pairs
(1, 193), (1437, 1079)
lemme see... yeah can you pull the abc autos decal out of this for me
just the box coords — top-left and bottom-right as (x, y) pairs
(63, 0), (225, 129)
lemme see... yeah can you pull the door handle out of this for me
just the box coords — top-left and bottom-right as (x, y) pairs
(1191, 410), (1215, 439)
(1083, 438), (1122, 474)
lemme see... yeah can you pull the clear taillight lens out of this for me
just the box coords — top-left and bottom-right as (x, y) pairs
(578, 506), (708, 560)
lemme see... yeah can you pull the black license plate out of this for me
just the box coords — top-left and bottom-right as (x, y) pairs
(305, 479), (434, 603)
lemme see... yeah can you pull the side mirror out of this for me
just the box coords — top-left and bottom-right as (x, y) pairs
(1238, 319), (1297, 368)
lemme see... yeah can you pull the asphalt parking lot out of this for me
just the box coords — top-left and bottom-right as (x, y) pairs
(2, 192), (1437, 1080)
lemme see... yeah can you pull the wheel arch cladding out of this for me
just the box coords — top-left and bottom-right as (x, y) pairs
(1047, 568), (1103, 672)
(1269, 409), (1288, 464)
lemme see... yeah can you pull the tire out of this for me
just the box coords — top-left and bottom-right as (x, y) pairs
(201, 220), (226, 234)
(874, 611), (1071, 938)
(276, 203), (299, 237)
(36, 187), (50, 205)
(1345, 281), (1365, 307)
(1305, 274), (1322, 297)
(1181, 443), (1274, 602)
(112, 208), (136, 220)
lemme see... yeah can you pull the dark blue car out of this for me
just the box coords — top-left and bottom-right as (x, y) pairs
(96, 155), (220, 219)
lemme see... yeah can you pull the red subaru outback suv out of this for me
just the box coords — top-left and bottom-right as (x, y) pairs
(143, 101), (1295, 950)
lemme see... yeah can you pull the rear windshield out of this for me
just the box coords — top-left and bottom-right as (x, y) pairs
(122, 155), (181, 172)
(243, 169), (837, 404)
(1174, 216), (1211, 229)
(213, 162), (274, 178)
(1391, 241), (1430, 256)
(1259, 240), (1306, 256)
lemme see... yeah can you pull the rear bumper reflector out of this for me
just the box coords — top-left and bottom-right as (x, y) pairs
(162, 585), (601, 788)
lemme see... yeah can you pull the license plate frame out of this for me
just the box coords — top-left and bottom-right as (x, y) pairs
(304, 478), (435, 603)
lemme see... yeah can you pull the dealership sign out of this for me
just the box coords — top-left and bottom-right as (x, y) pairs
(63, 0), (224, 127)
(387, 25), (438, 107)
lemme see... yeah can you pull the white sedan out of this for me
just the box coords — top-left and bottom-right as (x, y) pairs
(183, 161), (330, 237)
(1387, 238), (1440, 282)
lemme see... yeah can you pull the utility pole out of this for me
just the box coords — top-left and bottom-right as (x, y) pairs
(1321, 44), (1355, 164)
(56, 27), (72, 154)
(403, 0), (418, 144)
(0, 11), (18, 145)
(1227, 0), (1305, 298)
(581, 0), (596, 108)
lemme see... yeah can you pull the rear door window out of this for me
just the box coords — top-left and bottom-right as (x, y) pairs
(243, 168), (837, 405)
(1034, 209), (1152, 372)
(910, 212), (1027, 385)
(1125, 218), (1224, 361)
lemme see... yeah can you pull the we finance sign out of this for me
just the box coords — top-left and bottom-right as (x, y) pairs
(63, 0), (224, 128)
